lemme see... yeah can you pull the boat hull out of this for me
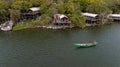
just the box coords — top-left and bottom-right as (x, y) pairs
(74, 43), (96, 48)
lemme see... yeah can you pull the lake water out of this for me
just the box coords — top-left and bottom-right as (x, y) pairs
(0, 23), (120, 67)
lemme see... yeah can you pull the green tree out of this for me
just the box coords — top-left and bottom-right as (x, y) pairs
(68, 13), (86, 27)
(105, 0), (120, 13)
(0, 1), (9, 23)
(30, 0), (42, 7)
(10, 9), (20, 22)
(87, 0), (110, 14)
(11, 1), (32, 11)
(73, 0), (90, 12)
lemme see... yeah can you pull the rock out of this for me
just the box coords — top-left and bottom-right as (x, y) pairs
(0, 20), (14, 31)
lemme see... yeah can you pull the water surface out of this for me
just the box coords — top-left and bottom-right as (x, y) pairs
(0, 23), (120, 67)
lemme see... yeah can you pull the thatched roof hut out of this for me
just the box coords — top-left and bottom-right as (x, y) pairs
(21, 7), (41, 19)
(53, 14), (71, 26)
(82, 13), (102, 23)
(107, 14), (120, 21)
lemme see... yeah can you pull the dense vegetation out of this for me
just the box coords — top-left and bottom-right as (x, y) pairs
(0, 0), (120, 30)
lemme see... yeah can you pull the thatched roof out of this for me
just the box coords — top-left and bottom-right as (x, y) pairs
(82, 13), (98, 18)
(29, 7), (40, 12)
(108, 14), (120, 18)
(54, 14), (68, 19)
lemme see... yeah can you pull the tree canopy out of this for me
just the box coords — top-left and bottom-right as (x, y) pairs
(0, 0), (120, 27)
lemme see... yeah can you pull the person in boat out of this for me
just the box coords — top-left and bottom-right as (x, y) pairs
(93, 41), (97, 44)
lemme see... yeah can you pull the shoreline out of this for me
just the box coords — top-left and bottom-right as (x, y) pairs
(12, 22), (112, 31)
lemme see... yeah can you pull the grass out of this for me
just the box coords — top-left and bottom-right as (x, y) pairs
(13, 20), (38, 31)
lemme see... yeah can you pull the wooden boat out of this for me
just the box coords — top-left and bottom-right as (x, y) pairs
(74, 42), (97, 48)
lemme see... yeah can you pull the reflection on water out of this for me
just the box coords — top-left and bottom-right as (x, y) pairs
(0, 23), (120, 67)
